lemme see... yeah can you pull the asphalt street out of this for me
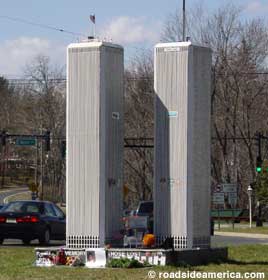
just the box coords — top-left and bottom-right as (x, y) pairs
(0, 189), (267, 248)
(0, 239), (65, 247)
(212, 232), (268, 246)
(0, 187), (29, 204)
(1, 233), (268, 248)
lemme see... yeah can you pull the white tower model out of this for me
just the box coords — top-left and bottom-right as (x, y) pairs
(67, 41), (124, 248)
(154, 42), (211, 249)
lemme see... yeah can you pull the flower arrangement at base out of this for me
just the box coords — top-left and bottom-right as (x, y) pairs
(142, 234), (155, 248)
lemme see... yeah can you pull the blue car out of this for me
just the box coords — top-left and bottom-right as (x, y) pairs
(0, 200), (65, 245)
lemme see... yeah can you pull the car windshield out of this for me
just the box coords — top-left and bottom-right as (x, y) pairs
(1, 201), (42, 213)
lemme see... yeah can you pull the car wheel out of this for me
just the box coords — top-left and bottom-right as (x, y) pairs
(39, 228), (50, 245)
(22, 238), (31, 245)
(0, 238), (3, 245)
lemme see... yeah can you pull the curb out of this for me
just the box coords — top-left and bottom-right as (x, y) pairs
(215, 231), (268, 239)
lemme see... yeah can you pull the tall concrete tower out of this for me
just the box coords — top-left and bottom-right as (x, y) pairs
(67, 41), (124, 248)
(154, 42), (211, 250)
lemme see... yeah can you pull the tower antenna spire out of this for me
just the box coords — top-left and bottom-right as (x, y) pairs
(90, 14), (96, 38)
(182, 0), (186, 41)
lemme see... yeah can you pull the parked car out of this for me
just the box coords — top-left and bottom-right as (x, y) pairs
(0, 205), (3, 211)
(136, 201), (154, 233)
(135, 201), (214, 236)
(0, 200), (66, 245)
(136, 201), (153, 217)
(129, 210), (137, 216)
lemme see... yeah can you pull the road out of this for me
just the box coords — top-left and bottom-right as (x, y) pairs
(1, 232), (268, 248)
(0, 239), (65, 247)
(212, 232), (268, 246)
(214, 222), (268, 229)
(0, 187), (29, 204)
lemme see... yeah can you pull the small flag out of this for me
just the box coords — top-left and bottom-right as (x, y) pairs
(90, 14), (95, 24)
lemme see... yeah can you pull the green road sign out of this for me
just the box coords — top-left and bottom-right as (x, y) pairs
(16, 138), (36, 146)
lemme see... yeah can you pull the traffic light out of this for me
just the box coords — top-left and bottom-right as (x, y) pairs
(1, 130), (6, 146)
(256, 156), (262, 173)
(255, 132), (263, 173)
(45, 130), (50, 151)
(61, 140), (66, 159)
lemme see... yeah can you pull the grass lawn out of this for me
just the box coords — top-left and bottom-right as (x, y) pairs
(216, 226), (268, 235)
(0, 245), (268, 280)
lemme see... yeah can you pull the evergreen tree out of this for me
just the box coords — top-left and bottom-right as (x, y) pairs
(256, 160), (268, 205)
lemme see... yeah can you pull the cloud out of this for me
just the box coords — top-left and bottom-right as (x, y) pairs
(0, 37), (65, 76)
(100, 16), (160, 45)
(0, 17), (161, 76)
(246, 1), (268, 13)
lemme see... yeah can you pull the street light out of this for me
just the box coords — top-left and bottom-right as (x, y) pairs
(247, 185), (253, 228)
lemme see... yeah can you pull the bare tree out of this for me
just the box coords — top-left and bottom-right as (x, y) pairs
(23, 55), (66, 202)
(0, 77), (19, 187)
(124, 51), (154, 208)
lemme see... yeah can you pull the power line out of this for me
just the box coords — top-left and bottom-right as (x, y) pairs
(0, 15), (86, 38)
(0, 15), (154, 54)
(217, 72), (268, 76)
(3, 70), (268, 87)
(5, 78), (154, 86)
(4, 72), (268, 83)
(3, 71), (268, 80)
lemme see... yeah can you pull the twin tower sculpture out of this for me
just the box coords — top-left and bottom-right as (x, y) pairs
(66, 41), (211, 250)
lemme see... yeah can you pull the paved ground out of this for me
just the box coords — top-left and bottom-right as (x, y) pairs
(214, 222), (268, 229)
(212, 232), (268, 247)
(1, 232), (268, 248)
(0, 187), (28, 204)
(0, 239), (65, 247)
(215, 231), (268, 238)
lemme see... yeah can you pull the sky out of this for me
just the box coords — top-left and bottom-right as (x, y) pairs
(0, 0), (268, 77)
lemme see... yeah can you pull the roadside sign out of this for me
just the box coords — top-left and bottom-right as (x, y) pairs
(168, 111), (178, 118)
(222, 184), (237, 193)
(32, 192), (38, 200)
(29, 182), (38, 192)
(16, 138), (36, 146)
(228, 192), (238, 206)
(212, 183), (238, 209)
(213, 184), (223, 192)
(212, 192), (224, 205)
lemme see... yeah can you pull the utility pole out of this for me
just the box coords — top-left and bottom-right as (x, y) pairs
(40, 125), (44, 201)
(182, 0), (186, 41)
(257, 132), (262, 161)
(35, 137), (38, 186)
(1, 131), (7, 188)
(40, 137), (43, 200)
